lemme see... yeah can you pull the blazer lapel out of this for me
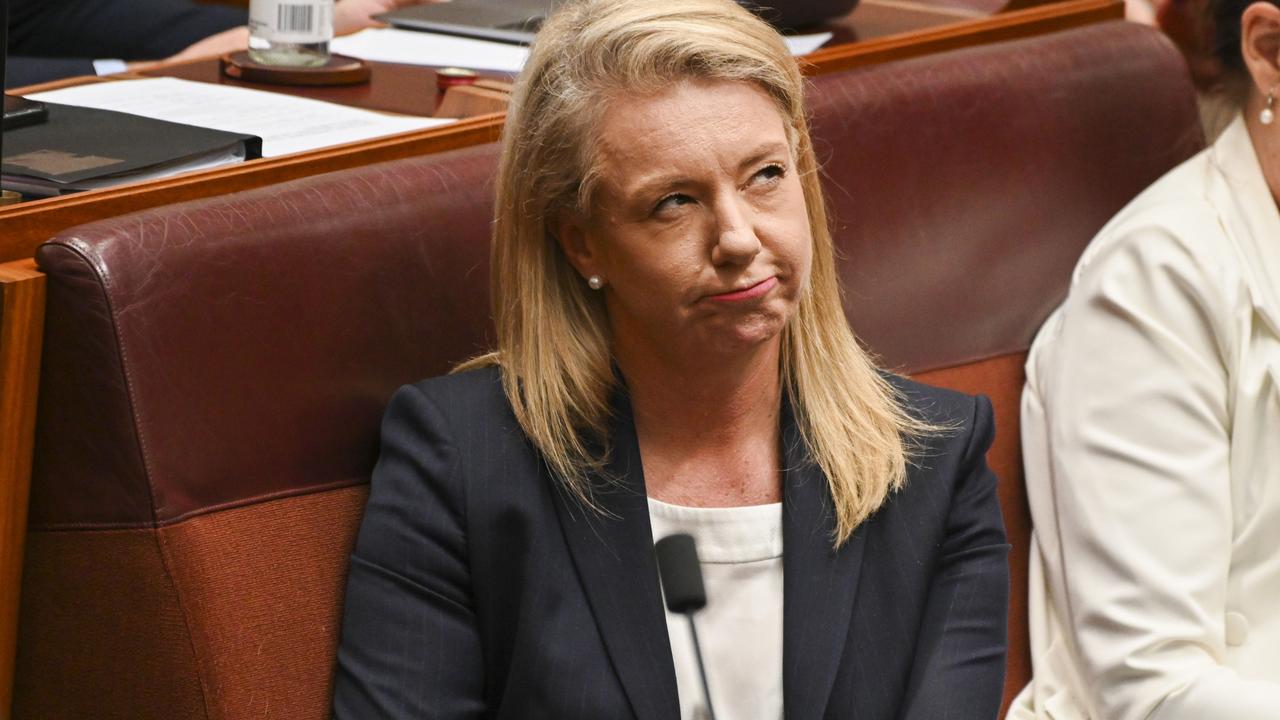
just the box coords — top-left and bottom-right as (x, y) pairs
(782, 402), (868, 720)
(550, 391), (680, 720)
(1211, 115), (1280, 336)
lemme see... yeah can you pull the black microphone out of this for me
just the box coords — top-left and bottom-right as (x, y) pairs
(655, 533), (717, 720)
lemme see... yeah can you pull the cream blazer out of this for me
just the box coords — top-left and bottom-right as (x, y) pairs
(1009, 115), (1280, 720)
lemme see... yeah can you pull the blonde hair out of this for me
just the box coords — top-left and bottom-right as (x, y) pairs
(458, 0), (934, 545)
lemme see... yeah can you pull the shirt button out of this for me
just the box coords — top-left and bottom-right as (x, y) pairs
(1225, 611), (1250, 646)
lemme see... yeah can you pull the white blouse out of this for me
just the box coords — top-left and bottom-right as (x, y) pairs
(1010, 115), (1280, 719)
(648, 497), (784, 720)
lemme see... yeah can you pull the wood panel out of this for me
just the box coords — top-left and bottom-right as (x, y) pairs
(140, 57), (448, 117)
(0, 260), (45, 720)
(805, 0), (1121, 73)
(0, 113), (503, 262)
(0, 0), (1121, 262)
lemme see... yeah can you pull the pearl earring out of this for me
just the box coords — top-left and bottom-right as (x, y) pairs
(1263, 87), (1276, 126)
(587, 275), (604, 290)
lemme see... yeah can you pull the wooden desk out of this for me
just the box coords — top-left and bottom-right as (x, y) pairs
(808, 0), (1118, 73)
(142, 55), (448, 117)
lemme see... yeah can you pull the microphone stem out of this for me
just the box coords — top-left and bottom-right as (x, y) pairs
(686, 617), (717, 720)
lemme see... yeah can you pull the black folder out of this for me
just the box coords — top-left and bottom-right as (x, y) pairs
(1, 101), (263, 196)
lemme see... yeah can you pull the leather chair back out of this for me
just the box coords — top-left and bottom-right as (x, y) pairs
(17, 144), (500, 719)
(806, 20), (1202, 713)
(14, 20), (1202, 720)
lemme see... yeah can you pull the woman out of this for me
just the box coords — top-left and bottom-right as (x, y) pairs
(332, 0), (1009, 717)
(1010, 1), (1280, 717)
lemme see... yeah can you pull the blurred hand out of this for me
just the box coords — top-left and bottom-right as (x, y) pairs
(126, 26), (250, 71)
(134, 0), (440, 70)
(171, 26), (252, 63)
(1125, 0), (1158, 25)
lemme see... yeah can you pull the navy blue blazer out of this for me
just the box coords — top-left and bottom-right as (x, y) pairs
(332, 367), (1010, 719)
(6, 0), (245, 87)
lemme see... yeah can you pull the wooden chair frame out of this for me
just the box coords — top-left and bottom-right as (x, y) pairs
(0, 260), (45, 715)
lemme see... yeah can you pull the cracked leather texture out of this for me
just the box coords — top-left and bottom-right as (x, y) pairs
(807, 20), (1202, 375)
(30, 21), (1202, 529)
(33, 144), (501, 528)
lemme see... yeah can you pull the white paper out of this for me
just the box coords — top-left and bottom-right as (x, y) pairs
(330, 27), (832, 73)
(28, 77), (455, 158)
(783, 32), (833, 56)
(332, 28), (530, 73)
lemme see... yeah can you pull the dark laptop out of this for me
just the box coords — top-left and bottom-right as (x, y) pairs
(377, 0), (860, 45)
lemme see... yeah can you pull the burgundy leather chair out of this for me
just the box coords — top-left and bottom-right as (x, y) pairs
(15, 143), (501, 719)
(806, 21), (1202, 714)
(14, 20), (1201, 720)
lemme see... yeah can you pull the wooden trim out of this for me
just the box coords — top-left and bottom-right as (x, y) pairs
(802, 0), (1123, 74)
(0, 260), (46, 719)
(7, 74), (118, 94)
(0, 113), (504, 261)
(864, 0), (987, 19)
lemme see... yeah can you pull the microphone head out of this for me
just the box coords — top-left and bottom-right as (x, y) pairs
(655, 533), (707, 615)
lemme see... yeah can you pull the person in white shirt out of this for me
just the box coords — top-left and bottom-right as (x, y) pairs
(1009, 0), (1280, 717)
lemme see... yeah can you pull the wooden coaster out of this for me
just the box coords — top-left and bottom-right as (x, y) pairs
(220, 51), (372, 86)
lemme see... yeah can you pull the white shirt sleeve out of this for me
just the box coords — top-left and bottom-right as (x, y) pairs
(1029, 214), (1280, 720)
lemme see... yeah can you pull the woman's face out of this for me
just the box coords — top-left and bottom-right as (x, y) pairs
(559, 79), (813, 364)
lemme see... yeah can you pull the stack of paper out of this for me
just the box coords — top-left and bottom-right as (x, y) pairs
(27, 78), (455, 158)
(332, 29), (533, 73)
(2, 101), (260, 197)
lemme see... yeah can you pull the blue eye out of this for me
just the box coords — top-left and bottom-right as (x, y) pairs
(753, 164), (785, 183)
(655, 193), (694, 213)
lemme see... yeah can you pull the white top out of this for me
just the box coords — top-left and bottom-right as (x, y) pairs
(648, 498), (784, 720)
(1009, 115), (1280, 720)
